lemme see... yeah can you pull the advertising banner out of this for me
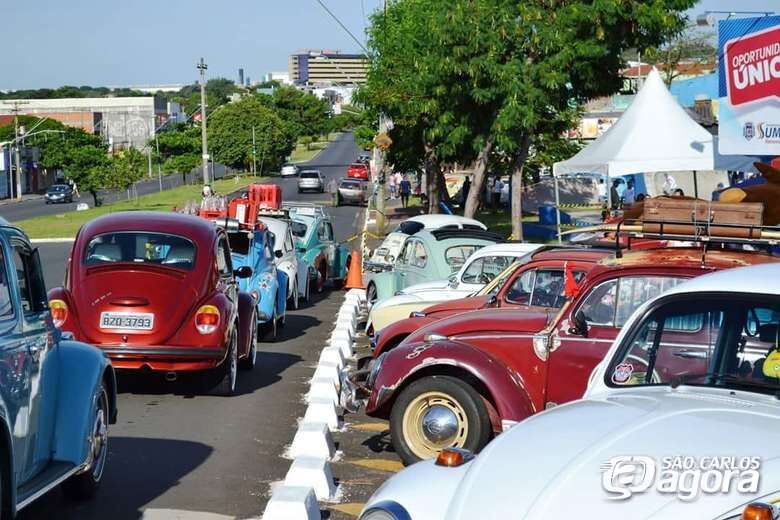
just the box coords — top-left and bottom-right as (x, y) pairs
(718, 16), (780, 155)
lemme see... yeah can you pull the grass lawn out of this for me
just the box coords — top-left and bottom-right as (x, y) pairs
(476, 209), (538, 239)
(18, 175), (263, 239)
(288, 133), (341, 164)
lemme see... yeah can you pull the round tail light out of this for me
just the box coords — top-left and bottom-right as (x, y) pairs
(195, 305), (220, 334)
(49, 299), (68, 328)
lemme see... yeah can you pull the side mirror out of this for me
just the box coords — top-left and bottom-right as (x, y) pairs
(485, 295), (497, 307)
(569, 309), (588, 337)
(296, 247), (307, 254)
(234, 265), (253, 279)
(275, 250), (284, 259)
(386, 255), (395, 264)
(448, 274), (458, 288)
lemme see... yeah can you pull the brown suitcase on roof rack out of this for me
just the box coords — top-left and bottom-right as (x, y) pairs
(641, 198), (764, 239)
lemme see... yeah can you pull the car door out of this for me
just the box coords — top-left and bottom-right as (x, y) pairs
(458, 255), (517, 295)
(317, 220), (337, 278)
(9, 239), (55, 482)
(216, 234), (238, 308)
(403, 239), (429, 289)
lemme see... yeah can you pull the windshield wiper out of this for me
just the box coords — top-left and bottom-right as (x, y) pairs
(670, 373), (780, 398)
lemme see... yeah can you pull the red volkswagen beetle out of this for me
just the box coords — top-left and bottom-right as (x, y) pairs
(48, 211), (258, 395)
(347, 162), (369, 180)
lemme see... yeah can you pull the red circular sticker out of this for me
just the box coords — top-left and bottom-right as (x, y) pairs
(612, 363), (634, 384)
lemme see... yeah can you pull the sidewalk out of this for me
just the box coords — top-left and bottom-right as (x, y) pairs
(0, 194), (44, 206)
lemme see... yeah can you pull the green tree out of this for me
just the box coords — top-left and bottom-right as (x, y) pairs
(645, 26), (717, 86)
(360, 0), (695, 234)
(108, 148), (147, 191)
(208, 96), (295, 173)
(270, 86), (332, 140)
(63, 145), (110, 207)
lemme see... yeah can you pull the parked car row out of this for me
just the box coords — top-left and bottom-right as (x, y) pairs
(349, 202), (780, 519)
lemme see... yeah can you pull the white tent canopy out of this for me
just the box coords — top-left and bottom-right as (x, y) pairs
(553, 68), (714, 178)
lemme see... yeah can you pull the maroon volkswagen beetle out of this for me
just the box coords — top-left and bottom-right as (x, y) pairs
(48, 211), (258, 395)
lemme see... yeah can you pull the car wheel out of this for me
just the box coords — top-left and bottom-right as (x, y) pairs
(390, 375), (492, 466)
(213, 332), (238, 396)
(366, 283), (378, 305)
(265, 305), (278, 341)
(239, 313), (257, 370)
(291, 278), (300, 310)
(62, 382), (109, 500)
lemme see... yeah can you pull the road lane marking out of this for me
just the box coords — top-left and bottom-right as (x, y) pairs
(345, 458), (404, 473)
(349, 422), (388, 433)
(329, 503), (365, 516)
(141, 509), (235, 520)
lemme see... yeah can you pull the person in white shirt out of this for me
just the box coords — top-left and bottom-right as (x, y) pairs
(662, 174), (677, 196)
(623, 180), (635, 205)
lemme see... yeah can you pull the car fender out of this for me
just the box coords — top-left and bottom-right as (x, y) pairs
(275, 269), (288, 316)
(296, 259), (311, 297)
(276, 259), (297, 297)
(336, 244), (350, 279)
(237, 292), (255, 358)
(53, 340), (117, 466)
(373, 316), (436, 358)
(367, 339), (536, 429)
(367, 271), (398, 303)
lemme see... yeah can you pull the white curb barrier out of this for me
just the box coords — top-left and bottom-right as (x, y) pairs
(331, 329), (352, 346)
(307, 377), (339, 406)
(262, 485), (319, 520)
(284, 457), (337, 501)
(335, 315), (355, 331)
(333, 326), (354, 342)
(319, 347), (345, 368)
(313, 363), (342, 389)
(336, 311), (356, 327)
(329, 339), (353, 359)
(289, 422), (336, 459)
(302, 397), (340, 430)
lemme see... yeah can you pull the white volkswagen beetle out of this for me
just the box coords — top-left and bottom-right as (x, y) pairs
(359, 263), (780, 520)
(260, 216), (310, 309)
(366, 242), (541, 333)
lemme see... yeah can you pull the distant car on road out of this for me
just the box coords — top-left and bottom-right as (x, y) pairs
(337, 178), (368, 206)
(347, 162), (370, 180)
(280, 164), (299, 177)
(45, 183), (74, 204)
(0, 217), (118, 513)
(49, 211), (259, 396)
(357, 154), (371, 164)
(298, 170), (325, 193)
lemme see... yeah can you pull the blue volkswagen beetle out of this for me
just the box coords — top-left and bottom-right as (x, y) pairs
(226, 223), (288, 340)
(0, 218), (118, 515)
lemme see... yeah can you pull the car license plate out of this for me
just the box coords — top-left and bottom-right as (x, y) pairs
(99, 312), (154, 330)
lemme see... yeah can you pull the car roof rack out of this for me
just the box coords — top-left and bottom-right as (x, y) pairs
(256, 207), (289, 218)
(428, 228), (505, 242)
(282, 202), (329, 218)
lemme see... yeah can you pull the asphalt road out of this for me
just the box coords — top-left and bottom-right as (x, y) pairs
(22, 132), (365, 519)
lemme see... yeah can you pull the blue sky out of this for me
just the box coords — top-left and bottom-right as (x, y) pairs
(0, 0), (776, 90)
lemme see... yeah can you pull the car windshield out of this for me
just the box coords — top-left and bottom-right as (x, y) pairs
(478, 260), (524, 296)
(227, 231), (251, 255)
(608, 294), (780, 395)
(49, 185), (69, 192)
(291, 221), (308, 239)
(84, 232), (196, 270)
(445, 245), (482, 271)
(300, 171), (319, 178)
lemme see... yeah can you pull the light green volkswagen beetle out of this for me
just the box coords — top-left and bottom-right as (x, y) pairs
(365, 228), (504, 305)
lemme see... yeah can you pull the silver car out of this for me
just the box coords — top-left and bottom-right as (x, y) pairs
(297, 170), (324, 193)
(281, 164), (299, 177)
(337, 178), (367, 206)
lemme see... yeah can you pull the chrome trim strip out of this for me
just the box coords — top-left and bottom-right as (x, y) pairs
(17, 465), (82, 511)
(455, 334), (535, 341)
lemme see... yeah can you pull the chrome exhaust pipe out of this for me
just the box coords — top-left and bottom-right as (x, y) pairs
(164, 371), (177, 382)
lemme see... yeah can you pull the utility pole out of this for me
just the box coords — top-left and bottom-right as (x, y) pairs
(197, 57), (210, 185)
(251, 126), (257, 177)
(155, 135), (163, 191)
(3, 101), (29, 200)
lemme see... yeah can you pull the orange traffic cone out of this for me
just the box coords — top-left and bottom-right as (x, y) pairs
(344, 250), (364, 290)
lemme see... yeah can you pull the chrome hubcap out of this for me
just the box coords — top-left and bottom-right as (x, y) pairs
(229, 337), (237, 389)
(87, 393), (108, 481)
(421, 405), (459, 444)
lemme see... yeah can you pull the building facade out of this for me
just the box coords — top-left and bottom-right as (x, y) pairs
(288, 50), (368, 86)
(0, 96), (176, 150)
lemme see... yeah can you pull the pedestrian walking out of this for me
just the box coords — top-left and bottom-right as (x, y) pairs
(491, 176), (503, 211)
(662, 174), (677, 196)
(388, 171), (397, 199)
(399, 174), (412, 208)
(610, 180), (621, 210)
(72, 182), (80, 198)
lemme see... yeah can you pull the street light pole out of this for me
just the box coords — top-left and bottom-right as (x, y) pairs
(3, 100), (29, 200)
(197, 57), (210, 186)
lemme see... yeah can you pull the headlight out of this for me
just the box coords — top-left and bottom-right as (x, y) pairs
(359, 501), (411, 520)
(367, 352), (386, 388)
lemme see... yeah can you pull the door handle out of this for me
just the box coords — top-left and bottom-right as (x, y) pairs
(672, 349), (707, 359)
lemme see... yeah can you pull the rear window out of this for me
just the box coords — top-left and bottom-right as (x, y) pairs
(84, 232), (196, 270)
(291, 221), (308, 238)
(340, 180), (361, 189)
(300, 171), (319, 179)
(227, 231), (251, 255)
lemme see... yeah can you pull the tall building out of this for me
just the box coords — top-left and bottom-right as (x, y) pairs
(288, 50), (368, 86)
(238, 68), (245, 86)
